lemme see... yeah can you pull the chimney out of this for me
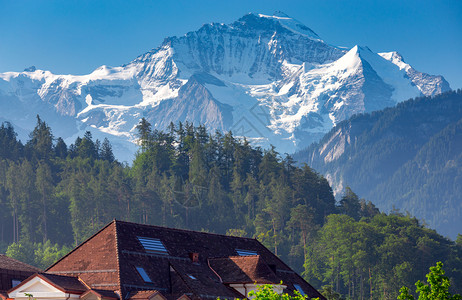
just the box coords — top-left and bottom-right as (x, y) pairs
(189, 252), (199, 263)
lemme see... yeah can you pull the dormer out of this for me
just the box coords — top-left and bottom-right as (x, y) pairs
(208, 255), (286, 298)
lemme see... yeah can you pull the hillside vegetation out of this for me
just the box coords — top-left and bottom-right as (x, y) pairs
(294, 90), (462, 239)
(0, 117), (460, 299)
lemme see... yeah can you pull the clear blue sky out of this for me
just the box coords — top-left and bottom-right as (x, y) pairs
(0, 0), (461, 89)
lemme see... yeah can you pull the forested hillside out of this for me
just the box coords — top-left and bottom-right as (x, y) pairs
(294, 90), (462, 239)
(0, 117), (461, 299)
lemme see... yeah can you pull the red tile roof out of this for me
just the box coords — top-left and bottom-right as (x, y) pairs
(0, 255), (41, 293)
(7, 273), (87, 296)
(45, 220), (325, 300)
(168, 260), (242, 299)
(208, 255), (280, 284)
(46, 222), (119, 292)
(0, 255), (40, 273)
(37, 273), (87, 294)
(81, 289), (119, 299)
(127, 290), (165, 300)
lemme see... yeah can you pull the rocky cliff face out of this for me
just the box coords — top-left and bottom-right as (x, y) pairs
(0, 12), (450, 161)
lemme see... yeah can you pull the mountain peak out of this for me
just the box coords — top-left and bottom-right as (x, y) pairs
(272, 11), (290, 18)
(235, 12), (323, 42)
(332, 45), (363, 70)
(24, 66), (37, 72)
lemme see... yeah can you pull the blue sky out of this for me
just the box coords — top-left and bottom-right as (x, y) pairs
(0, 0), (461, 89)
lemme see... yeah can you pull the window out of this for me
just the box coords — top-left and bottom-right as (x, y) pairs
(293, 284), (306, 296)
(136, 266), (152, 283)
(188, 274), (197, 280)
(137, 236), (168, 254)
(11, 279), (21, 288)
(236, 249), (258, 256)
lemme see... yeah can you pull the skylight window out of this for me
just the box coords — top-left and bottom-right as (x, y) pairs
(188, 274), (197, 280)
(236, 249), (258, 256)
(293, 284), (306, 296)
(137, 236), (168, 254)
(136, 266), (152, 283)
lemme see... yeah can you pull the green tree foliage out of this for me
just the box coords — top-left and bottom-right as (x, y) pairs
(54, 137), (68, 159)
(36, 161), (53, 242)
(6, 241), (35, 266)
(339, 187), (361, 221)
(456, 235), (462, 247)
(398, 262), (462, 300)
(0, 117), (460, 300)
(6, 240), (71, 269)
(320, 285), (344, 300)
(0, 118), (337, 269)
(246, 283), (311, 300)
(100, 138), (115, 162)
(307, 211), (462, 300)
(33, 241), (72, 270)
(26, 115), (54, 161)
(0, 121), (23, 160)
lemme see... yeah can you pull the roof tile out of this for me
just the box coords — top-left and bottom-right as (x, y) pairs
(0, 255), (40, 273)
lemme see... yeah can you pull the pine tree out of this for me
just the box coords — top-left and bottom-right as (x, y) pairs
(136, 118), (152, 152)
(36, 161), (54, 242)
(0, 160), (11, 243)
(27, 115), (54, 161)
(54, 137), (68, 158)
(77, 131), (97, 159)
(100, 138), (115, 162)
(6, 161), (21, 242)
(17, 160), (38, 242)
(0, 122), (23, 160)
(288, 204), (316, 261)
(339, 187), (361, 221)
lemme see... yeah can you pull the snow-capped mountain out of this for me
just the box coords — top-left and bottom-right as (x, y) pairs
(0, 12), (450, 161)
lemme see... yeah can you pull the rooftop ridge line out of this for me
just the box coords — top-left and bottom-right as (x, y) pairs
(221, 255), (260, 258)
(121, 284), (168, 291)
(113, 219), (257, 241)
(114, 219), (123, 297)
(48, 269), (117, 274)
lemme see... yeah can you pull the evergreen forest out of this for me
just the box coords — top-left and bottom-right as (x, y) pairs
(0, 116), (461, 300)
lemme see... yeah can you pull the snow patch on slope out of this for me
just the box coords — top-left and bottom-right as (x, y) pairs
(258, 11), (323, 42)
(359, 47), (420, 102)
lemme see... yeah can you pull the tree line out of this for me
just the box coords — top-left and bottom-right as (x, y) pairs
(0, 116), (460, 298)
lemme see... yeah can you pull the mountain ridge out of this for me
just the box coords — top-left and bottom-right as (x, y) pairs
(0, 12), (450, 161)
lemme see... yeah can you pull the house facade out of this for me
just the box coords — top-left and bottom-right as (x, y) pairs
(8, 220), (324, 300)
